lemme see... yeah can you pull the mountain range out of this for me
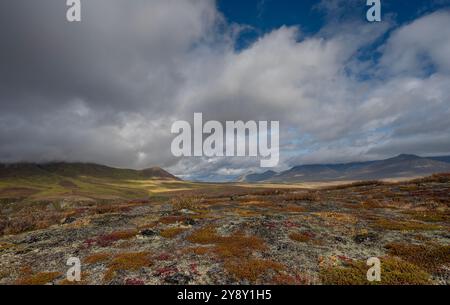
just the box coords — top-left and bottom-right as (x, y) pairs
(2, 154), (450, 184)
(239, 154), (450, 183)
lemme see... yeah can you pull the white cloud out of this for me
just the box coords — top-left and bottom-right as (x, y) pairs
(379, 10), (450, 76)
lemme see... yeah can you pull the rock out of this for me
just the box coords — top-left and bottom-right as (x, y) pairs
(62, 217), (77, 224)
(183, 218), (196, 226)
(180, 209), (196, 215)
(335, 236), (346, 244)
(277, 243), (289, 251)
(354, 233), (379, 244)
(164, 273), (192, 285)
(140, 229), (156, 237)
(23, 236), (39, 244)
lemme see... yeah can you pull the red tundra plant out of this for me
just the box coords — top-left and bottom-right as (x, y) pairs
(284, 220), (299, 228)
(154, 266), (179, 277)
(155, 253), (172, 261)
(189, 263), (199, 275)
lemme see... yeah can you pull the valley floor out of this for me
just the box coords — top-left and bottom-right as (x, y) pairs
(0, 175), (449, 285)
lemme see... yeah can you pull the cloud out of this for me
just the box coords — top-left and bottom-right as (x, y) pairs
(379, 10), (450, 76)
(0, 0), (221, 168)
(0, 1), (449, 181)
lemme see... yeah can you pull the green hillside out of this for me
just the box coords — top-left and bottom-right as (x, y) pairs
(0, 162), (183, 203)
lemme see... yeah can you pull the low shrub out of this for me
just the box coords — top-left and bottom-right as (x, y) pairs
(213, 233), (266, 258)
(282, 192), (320, 202)
(289, 231), (315, 243)
(319, 256), (430, 285)
(182, 246), (212, 256)
(385, 242), (450, 273)
(186, 225), (219, 244)
(373, 219), (441, 231)
(1, 208), (63, 235)
(404, 210), (450, 223)
(159, 215), (187, 224)
(170, 197), (202, 211)
(103, 252), (152, 282)
(16, 272), (61, 285)
(224, 258), (284, 282)
(160, 227), (186, 239)
(92, 204), (132, 215)
(95, 230), (137, 247)
(187, 226), (266, 258)
(84, 252), (111, 264)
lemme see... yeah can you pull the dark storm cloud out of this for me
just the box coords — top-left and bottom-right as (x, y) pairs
(0, 0), (216, 114)
(0, 0), (221, 168)
(0, 1), (449, 180)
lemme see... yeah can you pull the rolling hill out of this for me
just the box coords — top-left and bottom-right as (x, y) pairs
(0, 162), (182, 203)
(0, 162), (180, 181)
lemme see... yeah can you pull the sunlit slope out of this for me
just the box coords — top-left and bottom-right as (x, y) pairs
(0, 162), (190, 202)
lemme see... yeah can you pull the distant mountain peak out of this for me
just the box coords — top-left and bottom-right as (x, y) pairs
(238, 154), (450, 183)
(238, 170), (278, 183)
(394, 154), (421, 160)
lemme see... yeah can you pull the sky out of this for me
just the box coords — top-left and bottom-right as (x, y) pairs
(1, 0), (450, 181)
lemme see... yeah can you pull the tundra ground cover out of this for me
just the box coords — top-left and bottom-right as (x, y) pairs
(0, 175), (448, 285)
